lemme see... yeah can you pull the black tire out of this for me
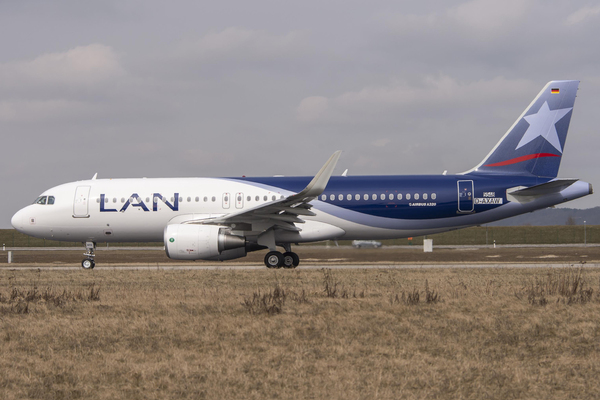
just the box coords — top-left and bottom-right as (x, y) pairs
(264, 251), (283, 269)
(282, 252), (300, 268)
(282, 252), (295, 268)
(82, 258), (95, 269)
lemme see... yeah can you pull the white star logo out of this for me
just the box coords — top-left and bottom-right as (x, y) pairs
(516, 101), (572, 154)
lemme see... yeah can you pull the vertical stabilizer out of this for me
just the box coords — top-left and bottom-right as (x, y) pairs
(466, 80), (579, 178)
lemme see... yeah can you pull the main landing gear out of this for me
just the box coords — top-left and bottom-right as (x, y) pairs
(81, 241), (96, 269)
(264, 245), (300, 269)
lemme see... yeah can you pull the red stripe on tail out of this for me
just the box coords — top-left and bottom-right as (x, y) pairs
(484, 153), (560, 167)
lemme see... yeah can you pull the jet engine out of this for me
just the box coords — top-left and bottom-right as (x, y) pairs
(164, 224), (246, 261)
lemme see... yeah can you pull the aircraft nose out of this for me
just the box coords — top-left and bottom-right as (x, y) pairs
(11, 208), (26, 231)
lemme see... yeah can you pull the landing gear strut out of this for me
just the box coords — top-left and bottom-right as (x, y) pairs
(82, 241), (96, 269)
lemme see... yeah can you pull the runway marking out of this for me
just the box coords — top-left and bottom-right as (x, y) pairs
(1, 262), (598, 271)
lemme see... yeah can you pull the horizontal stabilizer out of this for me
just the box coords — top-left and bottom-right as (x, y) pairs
(510, 179), (579, 196)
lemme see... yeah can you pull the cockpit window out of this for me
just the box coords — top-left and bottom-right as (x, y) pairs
(33, 195), (55, 205)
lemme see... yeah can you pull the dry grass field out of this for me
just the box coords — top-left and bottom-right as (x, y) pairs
(1, 264), (600, 399)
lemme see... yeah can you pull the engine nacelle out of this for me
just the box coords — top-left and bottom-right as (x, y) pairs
(164, 224), (246, 260)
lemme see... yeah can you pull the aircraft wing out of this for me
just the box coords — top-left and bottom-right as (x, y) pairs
(184, 151), (342, 232)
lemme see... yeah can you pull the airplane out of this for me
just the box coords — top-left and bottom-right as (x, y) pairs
(11, 80), (593, 269)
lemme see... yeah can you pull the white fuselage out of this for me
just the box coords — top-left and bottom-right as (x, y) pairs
(11, 175), (593, 246)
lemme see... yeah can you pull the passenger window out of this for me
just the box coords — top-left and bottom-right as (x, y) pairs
(347, 194), (352, 201)
(187, 197), (191, 202)
(330, 194), (335, 201)
(179, 196), (183, 202)
(211, 196), (216, 202)
(246, 196), (251, 201)
(321, 195), (326, 201)
(195, 197), (199, 202)
(338, 194), (343, 201)
(397, 193), (402, 200)
(105, 198), (108, 204)
(432, 193), (437, 200)
(364, 194), (369, 200)
(122, 198), (126, 203)
(423, 193), (428, 200)
(272, 195), (276, 201)
(113, 198), (117, 203)
(204, 196), (208, 202)
(224, 196), (229, 202)
(406, 194), (411, 200)
(355, 194), (360, 200)
(146, 197), (150, 203)
(389, 194), (394, 200)
(372, 194), (377, 200)
(414, 194), (419, 200)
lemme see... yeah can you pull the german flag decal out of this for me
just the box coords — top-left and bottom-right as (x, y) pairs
(551, 88), (560, 94)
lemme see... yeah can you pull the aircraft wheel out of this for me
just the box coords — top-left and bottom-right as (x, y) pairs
(81, 258), (95, 269)
(283, 252), (300, 268)
(264, 251), (283, 269)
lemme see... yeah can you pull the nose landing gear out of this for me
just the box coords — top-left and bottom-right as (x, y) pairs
(82, 258), (95, 269)
(81, 241), (96, 269)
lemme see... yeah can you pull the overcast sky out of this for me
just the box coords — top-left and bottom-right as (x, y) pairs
(2, 0), (599, 228)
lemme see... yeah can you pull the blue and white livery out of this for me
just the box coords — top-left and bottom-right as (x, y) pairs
(11, 80), (593, 269)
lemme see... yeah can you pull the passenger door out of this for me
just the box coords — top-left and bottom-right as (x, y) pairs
(73, 186), (91, 217)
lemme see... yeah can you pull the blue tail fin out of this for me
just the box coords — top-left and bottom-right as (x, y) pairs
(467, 80), (579, 178)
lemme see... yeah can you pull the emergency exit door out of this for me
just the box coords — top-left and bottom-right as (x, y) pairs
(457, 180), (474, 212)
(222, 193), (230, 209)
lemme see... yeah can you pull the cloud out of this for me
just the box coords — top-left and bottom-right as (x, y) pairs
(296, 76), (535, 125)
(384, 0), (533, 40)
(296, 96), (329, 122)
(0, 99), (96, 123)
(0, 44), (162, 125)
(448, 0), (533, 34)
(371, 138), (391, 147)
(565, 5), (600, 25)
(174, 27), (308, 64)
(0, 44), (124, 90)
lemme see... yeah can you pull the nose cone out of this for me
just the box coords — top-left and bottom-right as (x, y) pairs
(11, 208), (26, 231)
